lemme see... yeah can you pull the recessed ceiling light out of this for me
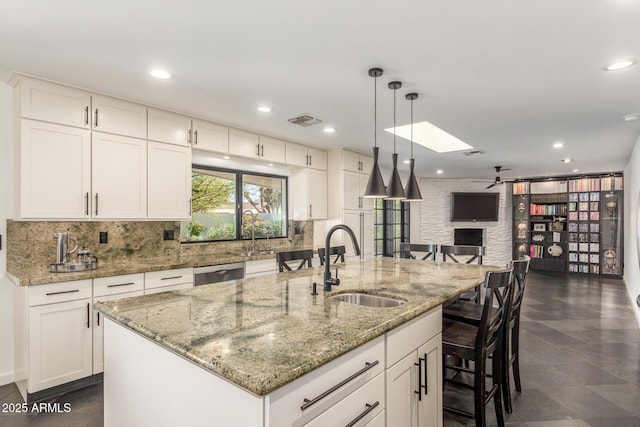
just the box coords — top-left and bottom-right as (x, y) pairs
(436, 169), (444, 174)
(403, 159), (411, 164)
(150, 69), (172, 79)
(257, 106), (272, 113)
(562, 158), (573, 163)
(222, 156), (230, 160)
(572, 169), (579, 173)
(623, 114), (640, 122)
(385, 121), (473, 153)
(553, 142), (564, 149)
(602, 58), (637, 71)
(323, 127), (336, 133)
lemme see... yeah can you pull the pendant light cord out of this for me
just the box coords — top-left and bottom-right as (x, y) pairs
(393, 86), (396, 153)
(374, 75), (377, 148)
(410, 97), (414, 158)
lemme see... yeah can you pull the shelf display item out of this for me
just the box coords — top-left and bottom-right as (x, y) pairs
(606, 199), (618, 217)
(517, 222), (527, 239)
(603, 249), (618, 274)
(532, 234), (545, 242)
(547, 243), (563, 257)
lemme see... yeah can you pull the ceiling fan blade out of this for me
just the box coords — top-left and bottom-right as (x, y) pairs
(486, 183), (496, 189)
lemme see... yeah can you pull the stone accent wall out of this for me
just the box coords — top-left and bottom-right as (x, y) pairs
(416, 178), (512, 266)
(7, 220), (312, 271)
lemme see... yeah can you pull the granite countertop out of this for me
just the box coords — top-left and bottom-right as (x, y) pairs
(96, 257), (497, 396)
(8, 252), (278, 286)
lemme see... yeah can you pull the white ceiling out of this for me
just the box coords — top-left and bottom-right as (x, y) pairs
(1, 0), (639, 181)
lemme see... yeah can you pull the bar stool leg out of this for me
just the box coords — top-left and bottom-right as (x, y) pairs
(512, 319), (522, 392)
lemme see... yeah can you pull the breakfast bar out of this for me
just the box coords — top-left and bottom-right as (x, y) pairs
(96, 257), (496, 427)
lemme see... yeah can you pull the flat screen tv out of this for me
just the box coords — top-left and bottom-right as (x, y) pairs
(450, 192), (500, 222)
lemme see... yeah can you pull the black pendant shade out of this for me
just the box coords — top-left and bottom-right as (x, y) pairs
(386, 153), (406, 200)
(403, 92), (422, 202)
(364, 146), (387, 197)
(403, 158), (423, 201)
(364, 67), (387, 198)
(386, 81), (405, 200)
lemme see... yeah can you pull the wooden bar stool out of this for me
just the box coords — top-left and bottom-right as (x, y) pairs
(277, 249), (314, 272)
(441, 245), (486, 303)
(399, 243), (438, 260)
(317, 245), (346, 266)
(442, 268), (513, 427)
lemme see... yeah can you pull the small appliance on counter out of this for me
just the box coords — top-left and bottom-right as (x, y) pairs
(49, 232), (98, 272)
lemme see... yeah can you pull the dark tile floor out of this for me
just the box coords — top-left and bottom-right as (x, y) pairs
(444, 271), (640, 426)
(0, 271), (638, 426)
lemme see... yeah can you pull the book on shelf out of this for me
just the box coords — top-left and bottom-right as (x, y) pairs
(569, 178), (600, 192)
(529, 244), (544, 258)
(513, 182), (529, 194)
(600, 176), (623, 191)
(529, 203), (568, 215)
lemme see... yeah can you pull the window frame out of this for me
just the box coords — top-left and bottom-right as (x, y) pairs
(182, 164), (288, 243)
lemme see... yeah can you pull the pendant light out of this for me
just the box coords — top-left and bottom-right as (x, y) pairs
(386, 81), (406, 200)
(402, 93), (423, 202)
(363, 67), (387, 198)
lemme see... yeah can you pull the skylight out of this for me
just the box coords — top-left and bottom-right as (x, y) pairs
(384, 121), (473, 153)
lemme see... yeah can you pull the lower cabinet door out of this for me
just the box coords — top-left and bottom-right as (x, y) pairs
(28, 299), (93, 392)
(93, 291), (144, 374)
(386, 350), (419, 427)
(417, 334), (442, 427)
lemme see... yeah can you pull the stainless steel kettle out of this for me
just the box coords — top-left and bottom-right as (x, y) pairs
(53, 232), (78, 264)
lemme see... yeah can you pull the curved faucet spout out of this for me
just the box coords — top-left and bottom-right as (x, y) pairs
(323, 224), (360, 291)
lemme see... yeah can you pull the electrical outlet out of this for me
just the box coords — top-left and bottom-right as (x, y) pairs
(163, 230), (175, 241)
(99, 231), (108, 244)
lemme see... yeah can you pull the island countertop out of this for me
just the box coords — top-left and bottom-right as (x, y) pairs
(96, 257), (496, 396)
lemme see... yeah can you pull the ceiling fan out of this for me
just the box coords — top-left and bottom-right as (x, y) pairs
(485, 166), (511, 189)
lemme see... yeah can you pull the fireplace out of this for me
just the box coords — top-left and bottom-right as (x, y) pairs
(454, 228), (483, 246)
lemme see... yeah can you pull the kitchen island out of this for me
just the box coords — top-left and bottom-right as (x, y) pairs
(96, 257), (496, 427)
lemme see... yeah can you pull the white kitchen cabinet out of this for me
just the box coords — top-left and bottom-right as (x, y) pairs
(229, 128), (260, 158)
(20, 119), (91, 219)
(386, 307), (442, 427)
(342, 149), (373, 173)
(144, 268), (194, 293)
(92, 133), (147, 219)
(26, 279), (94, 394)
(15, 76), (91, 129)
(344, 170), (362, 210)
(91, 95), (147, 138)
(148, 108), (192, 146)
(93, 289), (144, 373)
(259, 135), (285, 163)
(192, 119), (229, 153)
(285, 142), (327, 170)
(291, 168), (327, 220)
(147, 141), (192, 220)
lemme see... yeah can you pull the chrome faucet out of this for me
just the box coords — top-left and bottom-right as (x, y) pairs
(323, 224), (361, 292)
(243, 210), (257, 255)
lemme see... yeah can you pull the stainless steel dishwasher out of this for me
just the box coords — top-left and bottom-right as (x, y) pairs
(193, 262), (245, 286)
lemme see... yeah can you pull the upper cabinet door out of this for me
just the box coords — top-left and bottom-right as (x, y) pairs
(360, 155), (373, 174)
(259, 136), (285, 163)
(229, 129), (260, 158)
(285, 142), (309, 167)
(91, 95), (147, 139)
(342, 150), (361, 172)
(92, 133), (147, 219)
(307, 147), (327, 171)
(192, 119), (229, 154)
(148, 109), (192, 146)
(18, 78), (91, 129)
(20, 119), (91, 219)
(147, 141), (192, 220)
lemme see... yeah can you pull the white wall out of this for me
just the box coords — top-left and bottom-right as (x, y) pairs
(0, 81), (14, 385)
(623, 133), (640, 327)
(415, 177), (512, 267)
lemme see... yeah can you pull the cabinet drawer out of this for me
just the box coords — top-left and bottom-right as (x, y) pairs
(144, 268), (193, 290)
(94, 273), (144, 297)
(245, 258), (276, 276)
(268, 335), (384, 427)
(386, 306), (442, 368)
(144, 282), (193, 295)
(304, 373), (384, 427)
(29, 279), (92, 307)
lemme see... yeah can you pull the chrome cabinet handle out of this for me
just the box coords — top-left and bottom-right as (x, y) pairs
(84, 192), (89, 216)
(309, 154), (312, 166)
(86, 303), (90, 328)
(161, 275), (183, 280)
(345, 401), (380, 427)
(414, 354), (428, 400)
(260, 144), (264, 157)
(94, 109), (99, 127)
(94, 193), (99, 216)
(84, 106), (89, 125)
(301, 360), (379, 410)
(97, 311), (100, 326)
(256, 143), (260, 156)
(305, 154), (309, 165)
(187, 129), (192, 144)
(309, 204), (312, 218)
(45, 289), (80, 296)
(194, 130), (198, 144)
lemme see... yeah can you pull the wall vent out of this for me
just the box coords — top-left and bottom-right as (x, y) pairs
(288, 114), (322, 127)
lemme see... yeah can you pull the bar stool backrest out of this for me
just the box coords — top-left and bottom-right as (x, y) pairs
(477, 268), (513, 353)
(277, 249), (314, 272)
(400, 243), (438, 261)
(509, 255), (530, 324)
(440, 245), (486, 264)
(318, 246), (346, 266)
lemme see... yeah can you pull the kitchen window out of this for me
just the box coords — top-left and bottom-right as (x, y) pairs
(180, 166), (287, 242)
(374, 199), (410, 257)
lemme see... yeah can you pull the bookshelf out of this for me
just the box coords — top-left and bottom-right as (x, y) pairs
(512, 173), (623, 276)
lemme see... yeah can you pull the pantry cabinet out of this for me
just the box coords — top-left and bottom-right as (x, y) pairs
(147, 142), (192, 220)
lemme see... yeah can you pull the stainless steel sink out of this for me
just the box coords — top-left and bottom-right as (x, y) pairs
(234, 250), (275, 257)
(328, 293), (407, 308)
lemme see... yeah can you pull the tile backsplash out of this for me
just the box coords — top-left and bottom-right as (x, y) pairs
(7, 220), (313, 270)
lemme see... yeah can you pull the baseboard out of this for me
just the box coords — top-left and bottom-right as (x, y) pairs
(0, 370), (14, 387)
